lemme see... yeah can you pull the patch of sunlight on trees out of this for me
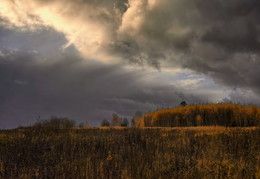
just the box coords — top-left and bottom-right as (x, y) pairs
(144, 103), (260, 127)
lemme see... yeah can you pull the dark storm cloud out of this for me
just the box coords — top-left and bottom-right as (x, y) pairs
(0, 45), (196, 128)
(200, 0), (260, 53)
(0, 19), (203, 129)
(0, 25), (68, 57)
(114, 0), (260, 94)
(1, 0), (259, 94)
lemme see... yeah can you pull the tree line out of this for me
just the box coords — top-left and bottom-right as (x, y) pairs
(100, 111), (144, 127)
(29, 103), (260, 129)
(144, 103), (260, 127)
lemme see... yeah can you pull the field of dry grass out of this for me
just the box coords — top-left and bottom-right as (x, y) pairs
(0, 126), (259, 178)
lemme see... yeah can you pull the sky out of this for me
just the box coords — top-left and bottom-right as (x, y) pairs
(0, 0), (259, 128)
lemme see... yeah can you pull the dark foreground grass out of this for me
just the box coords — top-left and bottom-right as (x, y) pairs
(0, 127), (259, 178)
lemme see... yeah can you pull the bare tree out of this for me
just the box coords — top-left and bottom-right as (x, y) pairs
(111, 113), (122, 127)
(131, 111), (144, 127)
(121, 118), (129, 127)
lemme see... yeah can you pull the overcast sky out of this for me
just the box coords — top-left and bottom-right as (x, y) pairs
(0, 0), (259, 128)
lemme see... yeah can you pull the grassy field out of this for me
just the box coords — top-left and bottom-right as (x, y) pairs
(0, 127), (259, 178)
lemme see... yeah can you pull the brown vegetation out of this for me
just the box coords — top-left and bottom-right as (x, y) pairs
(144, 104), (260, 127)
(0, 127), (259, 178)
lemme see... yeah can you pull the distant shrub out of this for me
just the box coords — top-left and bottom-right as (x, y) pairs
(33, 117), (76, 129)
(101, 119), (110, 127)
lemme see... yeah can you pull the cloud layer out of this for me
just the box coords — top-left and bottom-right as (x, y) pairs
(0, 42), (218, 128)
(0, 0), (260, 128)
(1, 0), (259, 93)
